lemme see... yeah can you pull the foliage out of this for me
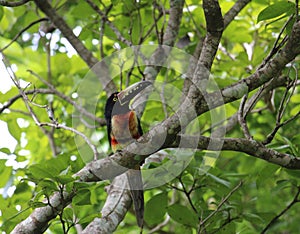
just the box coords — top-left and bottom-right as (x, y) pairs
(0, 0), (300, 233)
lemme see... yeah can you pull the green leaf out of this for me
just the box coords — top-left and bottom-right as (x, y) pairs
(79, 213), (101, 225)
(73, 181), (93, 190)
(285, 169), (300, 179)
(37, 179), (58, 192)
(257, 1), (294, 22)
(0, 160), (12, 187)
(29, 201), (48, 208)
(144, 192), (168, 225)
(7, 119), (21, 143)
(0, 7), (4, 22)
(206, 172), (231, 188)
(14, 182), (31, 194)
(167, 204), (198, 228)
(54, 175), (75, 185)
(73, 189), (91, 206)
(62, 207), (74, 222)
(272, 180), (293, 193)
(28, 164), (55, 180)
(0, 147), (10, 154)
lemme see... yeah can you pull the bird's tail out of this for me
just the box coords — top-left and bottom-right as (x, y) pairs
(126, 168), (144, 228)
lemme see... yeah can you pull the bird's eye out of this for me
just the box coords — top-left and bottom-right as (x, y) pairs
(113, 97), (118, 101)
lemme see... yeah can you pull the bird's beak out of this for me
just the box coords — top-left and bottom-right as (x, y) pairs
(117, 80), (152, 106)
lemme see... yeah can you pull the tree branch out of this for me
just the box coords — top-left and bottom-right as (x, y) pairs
(261, 186), (300, 234)
(27, 70), (106, 126)
(143, 0), (184, 81)
(82, 174), (132, 233)
(199, 181), (243, 230)
(199, 20), (300, 113)
(11, 191), (76, 234)
(172, 135), (300, 169)
(85, 0), (132, 47)
(223, 0), (251, 28)
(238, 94), (253, 140)
(0, 18), (49, 52)
(0, 88), (53, 114)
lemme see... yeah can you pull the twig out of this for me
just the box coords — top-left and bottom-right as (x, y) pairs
(213, 76), (289, 135)
(263, 67), (298, 145)
(140, 8), (163, 42)
(85, 0), (131, 46)
(148, 215), (171, 234)
(198, 181), (243, 232)
(263, 110), (300, 145)
(261, 186), (300, 234)
(33, 0), (117, 94)
(41, 122), (99, 160)
(223, 0), (251, 28)
(27, 70), (106, 126)
(0, 88), (53, 114)
(259, 15), (294, 69)
(178, 175), (200, 218)
(3, 55), (99, 160)
(0, 18), (49, 52)
(238, 94), (253, 140)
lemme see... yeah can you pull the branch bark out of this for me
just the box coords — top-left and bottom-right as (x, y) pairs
(82, 174), (132, 233)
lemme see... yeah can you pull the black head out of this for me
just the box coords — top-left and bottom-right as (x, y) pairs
(104, 92), (130, 121)
(104, 81), (152, 120)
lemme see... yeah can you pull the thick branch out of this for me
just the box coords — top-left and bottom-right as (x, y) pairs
(11, 191), (75, 234)
(186, 0), (224, 110)
(197, 20), (300, 114)
(172, 136), (300, 169)
(82, 174), (132, 233)
(203, 0), (224, 36)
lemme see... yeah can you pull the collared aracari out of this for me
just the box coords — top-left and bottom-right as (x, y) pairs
(104, 80), (152, 227)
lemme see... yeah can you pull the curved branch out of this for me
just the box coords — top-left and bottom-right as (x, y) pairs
(223, 0), (251, 28)
(0, 87), (106, 126)
(203, 0), (223, 36)
(188, 0), (223, 99)
(0, 88), (53, 114)
(197, 20), (300, 114)
(0, 18), (49, 52)
(261, 186), (300, 233)
(172, 135), (300, 169)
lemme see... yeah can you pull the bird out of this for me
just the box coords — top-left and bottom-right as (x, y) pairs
(104, 80), (152, 227)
